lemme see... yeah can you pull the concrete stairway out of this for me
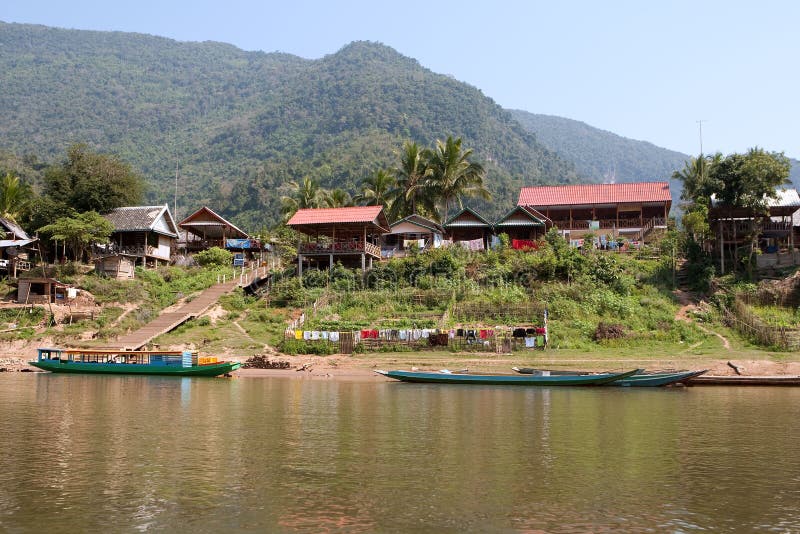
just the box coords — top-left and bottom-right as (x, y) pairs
(111, 280), (239, 350)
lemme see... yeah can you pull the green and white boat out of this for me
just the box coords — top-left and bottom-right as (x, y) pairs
(30, 348), (240, 377)
(375, 368), (641, 386)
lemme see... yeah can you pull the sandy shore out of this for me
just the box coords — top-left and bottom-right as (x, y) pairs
(7, 348), (800, 381)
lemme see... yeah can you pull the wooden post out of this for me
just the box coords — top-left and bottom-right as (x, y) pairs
(329, 253), (333, 271)
(719, 219), (725, 275)
(361, 253), (365, 272)
(298, 254), (303, 278)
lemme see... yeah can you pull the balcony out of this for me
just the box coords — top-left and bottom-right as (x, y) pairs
(298, 240), (381, 259)
(551, 217), (665, 231)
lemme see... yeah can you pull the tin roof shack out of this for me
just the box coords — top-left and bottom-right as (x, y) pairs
(178, 206), (250, 252)
(102, 205), (178, 267)
(382, 215), (444, 258)
(286, 206), (389, 274)
(710, 188), (800, 272)
(17, 278), (72, 304)
(518, 182), (671, 243)
(444, 207), (494, 250)
(94, 253), (137, 279)
(0, 216), (36, 275)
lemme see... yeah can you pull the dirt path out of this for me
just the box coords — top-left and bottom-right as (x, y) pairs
(674, 290), (731, 350)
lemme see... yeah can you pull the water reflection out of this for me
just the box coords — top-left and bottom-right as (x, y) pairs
(1, 374), (799, 532)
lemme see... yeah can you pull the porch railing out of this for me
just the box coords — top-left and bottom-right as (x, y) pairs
(550, 217), (665, 231)
(298, 240), (381, 258)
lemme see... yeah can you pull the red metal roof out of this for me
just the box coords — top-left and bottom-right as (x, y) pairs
(518, 182), (671, 207)
(287, 206), (388, 227)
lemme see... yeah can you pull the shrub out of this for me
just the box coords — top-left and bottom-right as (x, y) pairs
(194, 247), (233, 267)
(594, 322), (626, 341)
(302, 268), (329, 288)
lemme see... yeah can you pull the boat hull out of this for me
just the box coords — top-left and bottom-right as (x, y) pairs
(513, 368), (707, 387)
(688, 375), (800, 386)
(29, 360), (240, 377)
(377, 369), (641, 385)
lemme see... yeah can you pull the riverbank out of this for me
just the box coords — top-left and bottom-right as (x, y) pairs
(4, 343), (800, 379)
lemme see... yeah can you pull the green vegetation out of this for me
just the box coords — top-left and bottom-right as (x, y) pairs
(194, 247), (233, 267)
(0, 23), (578, 229)
(510, 110), (688, 199)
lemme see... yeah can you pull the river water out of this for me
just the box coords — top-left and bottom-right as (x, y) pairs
(1, 373), (799, 532)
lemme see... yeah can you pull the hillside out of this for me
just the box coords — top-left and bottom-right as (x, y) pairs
(509, 110), (688, 201)
(0, 22), (578, 228)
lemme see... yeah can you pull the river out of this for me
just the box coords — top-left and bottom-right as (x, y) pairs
(1, 373), (799, 532)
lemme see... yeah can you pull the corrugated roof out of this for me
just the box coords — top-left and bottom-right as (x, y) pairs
(518, 182), (672, 206)
(390, 214), (444, 234)
(494, 205), (545, 227)
(103, 205), (179, 237)
(0, 216), (30, 241)
(178, 206), (248, 239)
(712, 188), (800, 208)
(287, 206), (387, 227)
(444, 207), (492, 228)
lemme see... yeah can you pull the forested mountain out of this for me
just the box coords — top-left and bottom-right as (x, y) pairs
(509, 110), (689, 201)
(790, 159), (800, 190)
(0, 22), (578, 228)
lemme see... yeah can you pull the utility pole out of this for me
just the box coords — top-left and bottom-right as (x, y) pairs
(174, 155), (179, 220)
(696, 120), (707, 155)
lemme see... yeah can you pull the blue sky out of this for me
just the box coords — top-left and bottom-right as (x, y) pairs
(2, 0), (798, 158)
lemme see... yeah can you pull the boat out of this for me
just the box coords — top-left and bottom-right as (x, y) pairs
(374, 368), (642, 385)
(688, 375), (800, 386)
(512, 367), (708, 387)
(29, 348), (240, 377)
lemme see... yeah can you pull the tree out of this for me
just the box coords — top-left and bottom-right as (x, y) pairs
(37, 211), (114, 262)
(711, 148), (790, 272)
(356, 169), (395, 208)
(280, 176), (325, 219)
(388, 141), (429, 220)
(323, 188), (353, 208)
(0, 172), (32, 223)
(44, 144), (144, 213)
(424, 136), (489, 222)
(674, 153), (721, 206)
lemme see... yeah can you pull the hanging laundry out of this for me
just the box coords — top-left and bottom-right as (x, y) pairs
(295, 330), (302, 340)
(329, 331), (340, 342)
(525, 337), (536, 348)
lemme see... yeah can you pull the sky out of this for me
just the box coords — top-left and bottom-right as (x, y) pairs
(2, 0), (798, 159)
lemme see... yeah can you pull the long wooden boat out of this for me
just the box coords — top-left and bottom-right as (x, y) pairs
(512, 367), (708, 387)
(688, 375), (800, 386)
(29, 348), (240, 377)
(375, 368), (642, 386)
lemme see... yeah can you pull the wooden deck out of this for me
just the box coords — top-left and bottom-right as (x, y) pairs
(111, 280), (239, 350)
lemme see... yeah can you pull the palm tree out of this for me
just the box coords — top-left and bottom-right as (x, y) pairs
(356, 169), (395, 208)
(388, 141), (429, 220)
(324, 188), (354, 208)
(424, 136), (489, 222)
(280, 176), (325, 219)
(673, 153), (720, 205)
(0, 172), (30, 223)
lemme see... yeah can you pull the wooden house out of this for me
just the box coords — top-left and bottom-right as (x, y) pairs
(710, 187), (800, 271)
(102, 205), (179, 267)
(517, 182), (671, 243)
(382, 214), (444, 257)
(178, 206), (252, 252)
(0, 216), (36, 275)
(444, 207), (494, 251)
(94, 254), (137, 279)
(493, 206), (551, 247)
(286, 206), (389, 274)
(17, 278), (72, 304)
